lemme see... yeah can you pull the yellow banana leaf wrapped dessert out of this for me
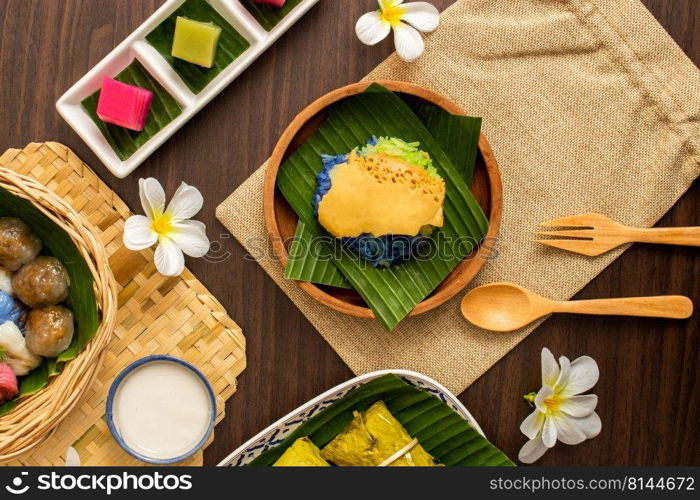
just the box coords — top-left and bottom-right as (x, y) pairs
(321, 401), (440, 467)
(273, 437), (330, 467)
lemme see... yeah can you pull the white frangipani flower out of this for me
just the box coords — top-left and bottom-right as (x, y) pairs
(123, 178), (210, 277)
(356, 0), (440, 63)
(518, 348), (601, 464)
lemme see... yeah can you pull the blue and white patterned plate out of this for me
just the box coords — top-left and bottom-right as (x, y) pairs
(218, 370), (485, 467)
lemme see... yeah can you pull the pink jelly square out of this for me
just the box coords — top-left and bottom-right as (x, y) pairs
(96, 77), (154, 132)
(252, 0), (286, 7)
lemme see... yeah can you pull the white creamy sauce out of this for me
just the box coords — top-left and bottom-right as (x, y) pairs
(112, 361), (212, 460)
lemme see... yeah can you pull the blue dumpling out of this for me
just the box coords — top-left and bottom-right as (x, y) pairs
(342, 234), (432, 269)
(313, 138), (432, 269)
(0, 291), (27, 333)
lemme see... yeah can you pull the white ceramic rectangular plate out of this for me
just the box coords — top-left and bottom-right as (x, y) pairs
(56, 0), (321, 179)
(218, 369), (486, 467)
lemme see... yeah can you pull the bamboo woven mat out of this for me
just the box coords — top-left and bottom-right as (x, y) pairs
(0, 142), (246, 466)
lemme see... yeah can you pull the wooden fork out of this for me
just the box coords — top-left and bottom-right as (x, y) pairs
(537, 213), (700, 256)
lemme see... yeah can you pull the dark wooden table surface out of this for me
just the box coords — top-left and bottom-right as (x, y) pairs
(0, 0), (697, 466)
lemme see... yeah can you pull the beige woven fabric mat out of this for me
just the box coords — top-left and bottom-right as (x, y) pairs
(0, 143), (246, 466)
(217, 0), (699, 394)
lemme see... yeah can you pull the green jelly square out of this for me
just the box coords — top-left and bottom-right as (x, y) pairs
(172, 16), (222, 68)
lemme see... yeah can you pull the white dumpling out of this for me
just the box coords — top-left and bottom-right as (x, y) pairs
(0, 267), (12, 297)
(0, 321), (42, 376)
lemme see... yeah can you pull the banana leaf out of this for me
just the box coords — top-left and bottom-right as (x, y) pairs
(0, 400), (17, 417)
(249, 374), (514, 466)
(146, 0), (251, 94)
(285, 95), (483, 289)
(284, 221), (351, 288)
(0, 360), (50, 417)
(0, 186), (99, 414)
(409, 100), (483, 184)
(239, 0), (304, 31)
(17, 359), (49, 396)
(81, 59), (183, 161)
(276, 84), (488, 330)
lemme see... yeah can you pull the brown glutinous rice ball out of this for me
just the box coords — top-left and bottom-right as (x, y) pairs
(25, 305), (75, 358)
(12, 256), (70, 308)
(0, 217), (42, 271)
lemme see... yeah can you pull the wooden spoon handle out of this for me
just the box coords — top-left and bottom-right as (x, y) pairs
(625, 227), (700, 247)
(553, 296), (693, 319)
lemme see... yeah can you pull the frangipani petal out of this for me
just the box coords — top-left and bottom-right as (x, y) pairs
(552, 414), (587, 445)
(520, 409), (545, 440)
(167, 182), (204, 221)
(65, 446), (81, 467)
(554, 355), (571, 392)
(154, 237), (185, 277)
(393, 22), (425, 62)
(574, 411), (602, 439)
(356, 11), (391, 46)
(518, 435), (549, 464)
(541, 417), (557, 448)
(559, 394), (598, 418)
(560, 356), (600, 396)
(378, 0), (404, 8)
(541, 348), (559, 387)
(400, 2), (440, 32)
(170, 220), (210, 258)
(123, 215), (157, 251)
(534, 385), (554, 412)
(139, 178), (166, 219)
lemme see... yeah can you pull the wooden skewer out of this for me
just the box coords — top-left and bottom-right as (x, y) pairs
(378, 438), (420, 467)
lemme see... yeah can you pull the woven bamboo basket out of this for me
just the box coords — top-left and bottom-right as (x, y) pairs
(0, 166), (118, 462)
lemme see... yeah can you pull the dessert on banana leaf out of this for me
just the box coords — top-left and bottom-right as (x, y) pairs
(321, 401), (440, 467)
(273, 437), (330, 467)
(314, 137), (446, 269)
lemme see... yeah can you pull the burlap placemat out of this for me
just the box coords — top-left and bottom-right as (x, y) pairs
(216, 0), (699, 394)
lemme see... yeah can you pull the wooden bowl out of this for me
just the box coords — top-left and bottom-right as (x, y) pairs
(264, 81), (502, 320)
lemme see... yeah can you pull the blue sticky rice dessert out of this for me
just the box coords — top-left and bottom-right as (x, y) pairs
(0, 291), (27, 333)
(314, 137), (446, 269)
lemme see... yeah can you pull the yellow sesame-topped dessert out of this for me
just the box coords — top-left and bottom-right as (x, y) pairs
(314, 137), (446, 268)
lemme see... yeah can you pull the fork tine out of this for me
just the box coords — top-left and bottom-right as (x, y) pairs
(539, 213), (610, 227)
(536, 239), (603, 256)
(537, 229), (594, 239)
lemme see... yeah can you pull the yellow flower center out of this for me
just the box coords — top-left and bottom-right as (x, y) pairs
(380, 1), (405, 26)
(151, 213), (173, 236)
(543, 394), (562, 414)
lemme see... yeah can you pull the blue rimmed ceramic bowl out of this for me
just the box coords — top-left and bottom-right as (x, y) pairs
(106, 355), (216, 465)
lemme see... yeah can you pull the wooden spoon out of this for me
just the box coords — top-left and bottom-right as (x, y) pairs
(461, 283), (693, 332)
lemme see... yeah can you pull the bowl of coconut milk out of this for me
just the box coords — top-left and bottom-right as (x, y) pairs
(106, 355), (216, 464)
